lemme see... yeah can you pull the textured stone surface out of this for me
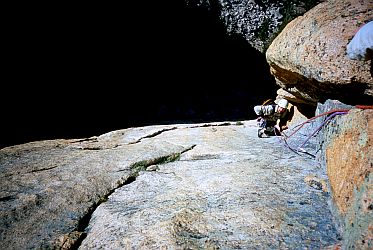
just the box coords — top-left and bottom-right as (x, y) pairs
(186, 0), (323, 52)
(326, 110), (371, 215)
(80, 120), (339, 249)
(277, 88), (308, 105)
(0, 126), (194, 249)
(266, 0), (373, 105)
(316, 100), (373, 249)
(0, 120), (341, 249)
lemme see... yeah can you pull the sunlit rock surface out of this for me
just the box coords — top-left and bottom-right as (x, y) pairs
(316, 100), (373, 249)
(266, 0), (373, 106)
(1, 120), (341, 249)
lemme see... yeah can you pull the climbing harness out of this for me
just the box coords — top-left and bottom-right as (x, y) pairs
(255, 99), (289, 138)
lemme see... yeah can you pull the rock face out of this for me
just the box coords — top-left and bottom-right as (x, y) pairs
(315, 100), (373, 249)
(186, 0), (323, 52)
(266, 0), (373, 106)
(0, 121), (341, 249)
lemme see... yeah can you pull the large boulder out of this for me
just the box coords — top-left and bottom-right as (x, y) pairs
(315, 100), (372, 249)
(266, 0), (373, 106)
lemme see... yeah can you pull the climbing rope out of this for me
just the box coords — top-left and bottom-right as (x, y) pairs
(277, 105), (373, 156)
(297, 111), (348, 153)
(284, 109), (350, 139)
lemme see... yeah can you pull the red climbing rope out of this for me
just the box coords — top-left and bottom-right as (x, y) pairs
(278, 104), (372, 156)
(355, 105), (373, 110)
(284, 109), (351, 139)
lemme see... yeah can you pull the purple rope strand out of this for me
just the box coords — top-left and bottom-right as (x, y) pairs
(297, 111), (347, 151)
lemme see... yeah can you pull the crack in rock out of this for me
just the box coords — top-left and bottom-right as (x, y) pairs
(127, 127), (178, 145)
(71, 122), (239, 150)
(1, 165), (60, 178)
(73, 127), (179, 150)
(72, 144), (196, 248)
(188, 122), (235, 129)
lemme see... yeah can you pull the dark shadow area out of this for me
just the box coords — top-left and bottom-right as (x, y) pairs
(2, 1), (277, 148)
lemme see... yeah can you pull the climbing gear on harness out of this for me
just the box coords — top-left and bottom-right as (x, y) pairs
(256, 117), (266, 128)
(258, 128), (270, 138)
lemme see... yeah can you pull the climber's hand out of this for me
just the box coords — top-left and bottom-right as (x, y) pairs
(281, 125), (288, 131)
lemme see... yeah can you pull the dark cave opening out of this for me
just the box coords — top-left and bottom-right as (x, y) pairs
(2, 2), (277, 148)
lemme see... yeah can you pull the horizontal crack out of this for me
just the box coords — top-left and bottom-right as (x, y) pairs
(0, 195), (16, 202)
(71, 137), (98, 144)
(29, 165), (59, 173)
(128, 127), (178, 145)
(73, 127), (178, 150)
(2, 165), (60, 178)
(189, 122), (233, 128)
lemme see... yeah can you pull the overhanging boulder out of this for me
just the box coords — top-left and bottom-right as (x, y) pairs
(266, 0), (373, 106)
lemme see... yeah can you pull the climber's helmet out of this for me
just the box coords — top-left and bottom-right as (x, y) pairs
(277, 99), (289, 113)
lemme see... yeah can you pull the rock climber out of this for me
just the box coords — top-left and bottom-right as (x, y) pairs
(253, 98), (290, 138)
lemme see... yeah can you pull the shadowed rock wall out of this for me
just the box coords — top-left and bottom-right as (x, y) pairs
(186, 0), (324, 52)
